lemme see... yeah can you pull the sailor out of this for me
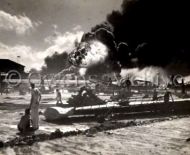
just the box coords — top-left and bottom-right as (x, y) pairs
(18, 108), (31, 133)
(181, 78), (186, 95)
(152, 89), (158, 101)
(56, 88), (63, 105)
(164, 89), (173, 103)
(29, 83), (41, 130)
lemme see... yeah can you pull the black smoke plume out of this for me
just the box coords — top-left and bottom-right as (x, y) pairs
(70, 0), (190, 75)
(43, 0), (190, 76)
(42, 52), (70, 74)
(107, 0), (190, 74)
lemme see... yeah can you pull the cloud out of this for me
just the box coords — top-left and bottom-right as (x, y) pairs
(0, 42), (44, 71)
(0, 10), (40, 35)
(45, 31), (83, 54)
(0, 27), (84, 72)
(72, 25), (82, 31)
(44, 25), (84, 54)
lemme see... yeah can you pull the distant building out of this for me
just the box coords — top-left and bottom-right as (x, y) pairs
(0, 59), (25, 74)
(0, 59), (28, 81)
(0, 59), (28, 94)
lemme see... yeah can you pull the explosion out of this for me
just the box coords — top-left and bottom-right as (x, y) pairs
(79, 68), (87, 76)
(70, 40), (108, 67)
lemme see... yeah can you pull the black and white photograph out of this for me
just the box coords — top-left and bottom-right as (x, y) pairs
(0, 0), (190, 154)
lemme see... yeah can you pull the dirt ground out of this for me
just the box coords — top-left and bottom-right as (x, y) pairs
(0, 92), (93, 142)
(0, 92), (190, 155)
(0, 117), (190, 155)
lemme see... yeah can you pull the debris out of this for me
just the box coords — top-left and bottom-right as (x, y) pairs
(50, 129), (64, 139)
(67, 86), (105, 107)
(110, 88), (132, 101)
(85, 128), (97, 137)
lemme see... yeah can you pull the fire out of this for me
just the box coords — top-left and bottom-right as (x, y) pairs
(79, 68), (87, 76)
(69, 40), (108, 68)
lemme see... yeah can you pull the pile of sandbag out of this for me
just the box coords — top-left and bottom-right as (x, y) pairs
(67, 86), (105, 107)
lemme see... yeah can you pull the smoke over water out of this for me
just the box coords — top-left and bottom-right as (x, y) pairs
(120, 66), (169, 86)
(106, 0), (190, 75)
(68, 0), (190, 76)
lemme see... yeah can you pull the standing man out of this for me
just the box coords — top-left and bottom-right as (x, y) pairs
(40, 76), (45, 92)
(56, 88), (63, 105)
(152, 88), (158, 101)
(29, 83), (41, 130)
(181, 78), (186, 95)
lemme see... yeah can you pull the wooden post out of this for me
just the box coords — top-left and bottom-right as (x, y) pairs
(76, 75), (78, 87)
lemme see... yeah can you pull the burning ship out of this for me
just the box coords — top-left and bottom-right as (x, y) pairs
(44, 0), (190, 122)
(44, 28), (190, 122)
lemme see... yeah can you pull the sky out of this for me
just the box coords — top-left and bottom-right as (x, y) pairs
(0, 0), (122, 71)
